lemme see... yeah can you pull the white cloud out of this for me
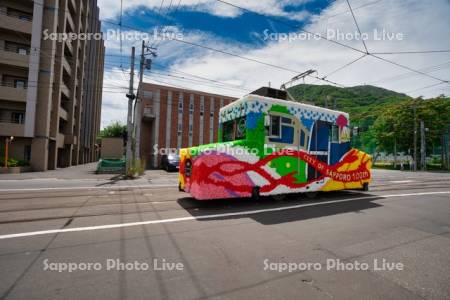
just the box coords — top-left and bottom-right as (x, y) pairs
(97, 0), (311, 20)
(100, 0), (450, 127)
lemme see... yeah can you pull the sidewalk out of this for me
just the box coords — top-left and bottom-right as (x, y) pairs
(0, 162), (179, 190)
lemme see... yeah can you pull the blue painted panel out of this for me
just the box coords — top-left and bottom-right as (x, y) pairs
(300, 130), (305, 147)
(246, 112), (261, 130)
(309, 121), (329, 151)
(329, 142), (351, 165)
(269, 126), (294, 144)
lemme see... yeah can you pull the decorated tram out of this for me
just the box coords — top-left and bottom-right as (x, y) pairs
(178, 88), (371, 200)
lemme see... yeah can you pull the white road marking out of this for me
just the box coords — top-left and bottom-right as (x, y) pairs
(0, 184), (176, 192)
(0, 191), (449, 240)
(390, 180), (414, 183)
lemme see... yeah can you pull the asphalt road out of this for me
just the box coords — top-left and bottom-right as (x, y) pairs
(0, 168), (449, 299)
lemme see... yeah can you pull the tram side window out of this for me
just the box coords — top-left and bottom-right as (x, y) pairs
(269, 116), (281, 137)
(235, 117), (246, 140)
(268, 115), (294, 144)
(330, 124), (339, 143)
(222, 120), (234, 142)
(300, 129), (306, 147)
(222, 117), (246, 142)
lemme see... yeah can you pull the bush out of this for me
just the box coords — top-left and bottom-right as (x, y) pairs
(0, 158), (29, 167)
(127, 158), (146, 178)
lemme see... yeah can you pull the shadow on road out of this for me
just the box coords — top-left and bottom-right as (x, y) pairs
(177, 191), (382, 225)
(95, 174), (126, 186)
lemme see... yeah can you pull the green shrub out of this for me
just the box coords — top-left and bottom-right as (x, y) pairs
(0, 158), (30, 167)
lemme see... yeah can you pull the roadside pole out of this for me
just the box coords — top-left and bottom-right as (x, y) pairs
(134, 40), (157, 165)
(413, 103), (417, 171)
(420, 120), (426, 171)
(125, 47), (136, 174)
(134, 41), (145, 161)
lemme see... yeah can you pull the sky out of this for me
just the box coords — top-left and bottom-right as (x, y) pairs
(96, 0), (450, 127)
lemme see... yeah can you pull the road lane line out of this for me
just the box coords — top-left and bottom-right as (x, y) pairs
(0, 191), (449, 240)
(0, 184), (176, 192)
(390, 180), (414, 183)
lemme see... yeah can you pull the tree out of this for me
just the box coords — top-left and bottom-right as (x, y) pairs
(99, 121), (127, 139)
(371, 97), (450, 161)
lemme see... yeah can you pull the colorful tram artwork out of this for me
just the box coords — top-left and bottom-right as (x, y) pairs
(178, 92), (372, 200)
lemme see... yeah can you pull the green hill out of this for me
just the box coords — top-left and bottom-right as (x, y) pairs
(287, 84), (411, 127)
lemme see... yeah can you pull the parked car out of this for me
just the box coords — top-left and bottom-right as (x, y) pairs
(161, 153), (180, 171)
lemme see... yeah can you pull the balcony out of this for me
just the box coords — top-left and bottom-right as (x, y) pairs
(65, 39), (73, 55)
(57, 133), (65, 148)
(0, 84), (27, 102)
(0, 120), (24, 136)
(0, 12), (32, 35)
(0, 46), (29, 68)
(65, 11), (75, 33)
(142, 106), (155, 121)
(64, 134), (77, 145)
(62, 56), (72, 76)
(60, 83), (71, 99)
(69, 0), (76, 16)
(59, 107), (68, 121)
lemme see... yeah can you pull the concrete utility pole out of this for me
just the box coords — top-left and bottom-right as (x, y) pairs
(134, 40), (157, 162)
(413, 103), (417, 171)
(125, 47), (135, 174)
(134, 41), (145, 161)
(420, 120), (426, 171)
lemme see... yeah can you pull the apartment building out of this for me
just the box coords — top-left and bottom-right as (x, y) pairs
(0, 0), (104, 171)
(137, 82), (236, 168)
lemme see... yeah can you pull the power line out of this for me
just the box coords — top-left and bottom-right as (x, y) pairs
(367, 61), (450, 85)
(100, 19), (346, 87)
(406, 82), (446, 94)
(322, 0), (383, 21)
(371, 50), (450, 55)
(321, 54), (367, 79)
(345, 0), (369, 53)
(371, 54), (450, 84)
(212, 0), (450, 87)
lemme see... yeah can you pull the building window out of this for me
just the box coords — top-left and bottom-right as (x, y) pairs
(189, 103), (194, 113)
(142, 91), (153, 99)
(189, 124), (193, 132)
(18, 47), (28, 55)
(178, 101), (183, 113)
(5, 42), (29, 55)
(14, 79), (27, 89)
(7, 8), (32, 21)
(11, 112), (25, 124)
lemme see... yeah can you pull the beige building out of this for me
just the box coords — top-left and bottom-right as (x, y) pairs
(0, 0), (104, 171)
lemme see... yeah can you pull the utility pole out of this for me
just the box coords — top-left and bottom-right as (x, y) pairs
(134, 41), (145, 161)
(134, 40), (157, 163)
(413, 103), (417, 171)
(394, 132), (397, 169)
(125, 47), (136, 174)
(420, 120), (426, 171)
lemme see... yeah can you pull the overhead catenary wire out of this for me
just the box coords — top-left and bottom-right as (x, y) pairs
(345, 0), (369, 54)
(212, 0), (450, 87)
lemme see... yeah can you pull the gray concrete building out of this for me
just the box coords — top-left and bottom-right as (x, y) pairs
(0, 0), (104, 171)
